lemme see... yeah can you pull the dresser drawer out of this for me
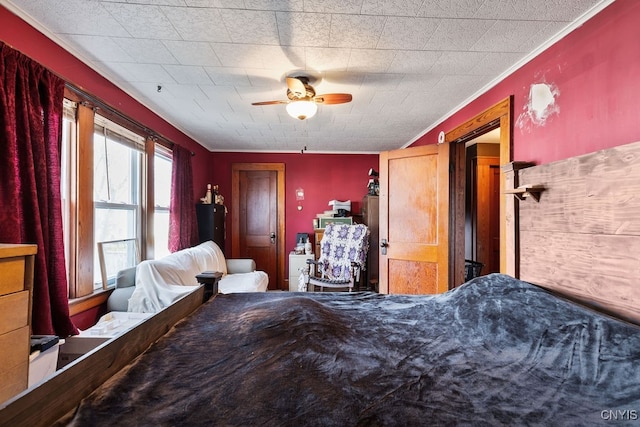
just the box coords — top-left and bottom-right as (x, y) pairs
(0, 291), (29, 335)
(0, 326), (29, 402)
(0, 256), (26, 295)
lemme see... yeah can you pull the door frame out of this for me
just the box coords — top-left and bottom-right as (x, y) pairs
(446, 96), (512, 286)
(231, 163), (285, 289)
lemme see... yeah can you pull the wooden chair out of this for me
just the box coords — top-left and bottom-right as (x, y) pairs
(303, 223), (370, 292)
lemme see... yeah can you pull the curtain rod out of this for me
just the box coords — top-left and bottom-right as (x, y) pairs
(64, 83), (195, 156)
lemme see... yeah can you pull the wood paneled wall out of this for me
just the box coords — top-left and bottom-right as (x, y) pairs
(506, 140), (640, 325)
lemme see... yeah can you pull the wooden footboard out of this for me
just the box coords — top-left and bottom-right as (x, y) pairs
(505, 140), (640, 325)
(0, 286), (204, 427)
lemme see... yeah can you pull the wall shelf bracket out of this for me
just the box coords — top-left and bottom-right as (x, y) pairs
(504, 184), (545, 202)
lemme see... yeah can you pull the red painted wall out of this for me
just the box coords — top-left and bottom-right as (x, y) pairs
(209, 152), (378, 258)
(71, 305), (107, 331)
(411, 0), (640, 165)
(0, 6), (211, 200)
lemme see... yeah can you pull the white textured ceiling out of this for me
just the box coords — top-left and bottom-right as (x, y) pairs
(4, 0), (609, 153)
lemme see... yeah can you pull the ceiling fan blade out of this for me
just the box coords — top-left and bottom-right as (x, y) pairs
(313, 93), (353, 104)
(313, 93), (353, 105)
(251, 100), (288, 106)
(286, 77), (306, 97)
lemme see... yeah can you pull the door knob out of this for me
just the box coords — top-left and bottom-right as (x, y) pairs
(380, 238), (388, 255)
(270, 232), (276, 244)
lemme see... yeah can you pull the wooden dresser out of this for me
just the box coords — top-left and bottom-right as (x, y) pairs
(0, 244), (36, 402)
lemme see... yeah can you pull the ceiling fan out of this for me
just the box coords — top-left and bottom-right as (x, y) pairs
(251, 76), (352, 120)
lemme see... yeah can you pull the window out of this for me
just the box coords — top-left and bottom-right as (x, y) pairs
(154, 145), (172, 259)
(93, 115), (145, 289)
(61, 92), (176, 300)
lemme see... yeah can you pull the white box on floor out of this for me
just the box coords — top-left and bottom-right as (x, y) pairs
(29, 340), (62, 387)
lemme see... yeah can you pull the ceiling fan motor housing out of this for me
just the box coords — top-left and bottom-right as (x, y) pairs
(287, 80), (315, 100)
(251, 75), (351, 120)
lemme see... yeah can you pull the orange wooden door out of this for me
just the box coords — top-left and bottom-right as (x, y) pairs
(379, 143), (450, 294)
(488, 164), (501, 273)
(232, 165), (284, 290)
(473, 156), (500, 275)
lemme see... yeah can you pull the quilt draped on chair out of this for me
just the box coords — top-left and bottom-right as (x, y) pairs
(302, 223), (370, 292)
(317, 223), (369, 281)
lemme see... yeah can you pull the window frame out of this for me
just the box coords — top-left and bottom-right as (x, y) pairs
(61, 99), (77, 296)
(63, 88), (173, 301)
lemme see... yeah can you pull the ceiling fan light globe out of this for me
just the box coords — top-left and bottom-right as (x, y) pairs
(286, 100), (317, 120)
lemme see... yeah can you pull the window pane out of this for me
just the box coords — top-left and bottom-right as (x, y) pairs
(94, 132), (140, 204)
(155, 154), (172, 208)
(154, 211), (170, 259)
(154, 148), (172, 259)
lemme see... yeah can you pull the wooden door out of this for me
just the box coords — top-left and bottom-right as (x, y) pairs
(232, 164), (285, 290)
(379, 143), (450, 294)
(486, 164), (501, 273)
(470, 158), (501, 274)
(466, 145), (501, 276)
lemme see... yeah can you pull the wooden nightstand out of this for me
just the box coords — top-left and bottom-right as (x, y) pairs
(195, 271), (223, 301)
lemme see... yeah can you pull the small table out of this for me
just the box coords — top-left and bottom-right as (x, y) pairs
(195, 271), (223, 301)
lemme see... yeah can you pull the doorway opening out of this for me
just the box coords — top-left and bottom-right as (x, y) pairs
(464, 128), (501, 279)
(446, 96), (512, 287)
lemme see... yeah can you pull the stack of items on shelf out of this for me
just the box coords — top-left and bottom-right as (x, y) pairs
(312, 200), (353, 229)
(328, 199), (351, 217)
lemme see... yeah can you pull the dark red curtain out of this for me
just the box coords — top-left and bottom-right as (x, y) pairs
(0, 43), (78, 336)
(168, 144), (197, 252)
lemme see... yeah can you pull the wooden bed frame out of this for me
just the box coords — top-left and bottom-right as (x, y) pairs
(0, 286), (205, 427)
(504, 140), (640, 325)
(3, 140), (640, 426)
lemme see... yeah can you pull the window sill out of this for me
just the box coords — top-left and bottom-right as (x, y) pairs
(68, 288), (113, 316)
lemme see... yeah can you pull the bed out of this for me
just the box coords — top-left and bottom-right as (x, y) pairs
(65, 275), (640, 426)
(3, 141), (640, 426)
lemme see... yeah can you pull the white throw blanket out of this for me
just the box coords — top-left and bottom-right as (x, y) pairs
(128, 241), (268, 313)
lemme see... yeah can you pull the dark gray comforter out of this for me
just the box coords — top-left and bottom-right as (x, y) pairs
(67, 274), (640, 426)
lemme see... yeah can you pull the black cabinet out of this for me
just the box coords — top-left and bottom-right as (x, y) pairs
(196, 203), (226, 253)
